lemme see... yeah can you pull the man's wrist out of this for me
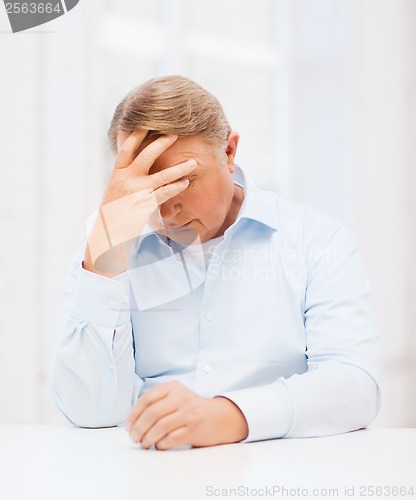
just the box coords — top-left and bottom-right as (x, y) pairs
(211, 396), (248, 444)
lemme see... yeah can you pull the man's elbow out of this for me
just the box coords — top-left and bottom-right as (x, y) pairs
(51, 385), (128, 429)
(334, 366), (381, 435)
(355, 372), (381, 429)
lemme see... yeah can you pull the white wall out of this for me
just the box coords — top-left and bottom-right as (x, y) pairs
(0, 0), (103, 424)
(345, 0), (416, 427)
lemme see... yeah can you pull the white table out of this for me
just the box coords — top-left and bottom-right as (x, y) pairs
(0, 426), (415, 500)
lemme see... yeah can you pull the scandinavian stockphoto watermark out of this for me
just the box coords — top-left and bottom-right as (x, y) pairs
(3, 0), (79, 32)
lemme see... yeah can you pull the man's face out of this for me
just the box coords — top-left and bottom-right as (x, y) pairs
(147, 134), (242, 244)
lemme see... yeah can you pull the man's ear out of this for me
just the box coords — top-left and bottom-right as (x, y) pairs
(226, 132), (240, 173)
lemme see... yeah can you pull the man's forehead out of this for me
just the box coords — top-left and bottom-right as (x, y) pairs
(155, 136), (212, 159)
(150, 141), (204, 174)
(142, 135), (216, 172)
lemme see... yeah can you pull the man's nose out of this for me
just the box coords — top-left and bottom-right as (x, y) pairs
(159, 196), (182, 222)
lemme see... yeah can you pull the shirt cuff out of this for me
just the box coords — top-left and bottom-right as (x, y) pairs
(218, 379), (295, 443)
(72, 263), (130, 328)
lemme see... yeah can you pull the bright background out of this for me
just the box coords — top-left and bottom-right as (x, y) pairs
(0, 0), (415, 427)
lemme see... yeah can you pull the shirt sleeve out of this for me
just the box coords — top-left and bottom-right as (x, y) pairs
(51, 244), (143, 428)
(219, 224), (381, 442)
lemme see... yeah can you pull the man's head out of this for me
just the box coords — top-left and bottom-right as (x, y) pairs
(108, 75), (243, 243)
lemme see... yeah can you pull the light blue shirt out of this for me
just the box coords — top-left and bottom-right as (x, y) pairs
(52, 166), (381, 442)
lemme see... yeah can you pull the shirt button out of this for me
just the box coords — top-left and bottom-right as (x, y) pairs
(108, 301), (119, 310)
(109, 363), (115, 370)
(205, 312), (213, 321)
(203, 365), (212, 373)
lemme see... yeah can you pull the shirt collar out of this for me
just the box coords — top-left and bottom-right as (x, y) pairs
(232, 165), (279, 232)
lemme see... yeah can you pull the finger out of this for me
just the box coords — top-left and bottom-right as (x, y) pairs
(125, 384), (171, 432)
(129, 134), (178, 175)
(140, 412), (184, 449)
(153, 178), (190, 206)
(115, 129), (148, 169)
(130, 404), (184, 448)
(116, 129), (130, 152)
(129, 396), (178, 444)
(155, 427), (189, 451)
(149, 159), (197, 190)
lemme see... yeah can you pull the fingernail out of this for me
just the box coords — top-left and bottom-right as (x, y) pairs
(186, 159), (197, 168)
(181, 179), (190, 187)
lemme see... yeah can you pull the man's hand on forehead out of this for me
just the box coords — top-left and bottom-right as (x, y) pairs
(84, 129), (197, 275)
